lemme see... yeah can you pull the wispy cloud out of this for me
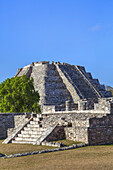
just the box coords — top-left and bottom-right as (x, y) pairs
(90, 24), (101, 31)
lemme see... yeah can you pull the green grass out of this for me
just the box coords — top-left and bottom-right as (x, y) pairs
(53, 139), (82, 146)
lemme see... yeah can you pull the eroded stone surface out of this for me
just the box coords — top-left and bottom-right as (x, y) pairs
(15, 61), (112, 108)
(1, 61), (113, 146)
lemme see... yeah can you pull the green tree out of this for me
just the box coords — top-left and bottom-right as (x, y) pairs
(0, 75), (40, 113)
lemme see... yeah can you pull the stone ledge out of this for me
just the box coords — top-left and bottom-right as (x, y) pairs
(0, 113), (28, 115)
(42, 141), (64, 147)
(42, 110), (110, 114)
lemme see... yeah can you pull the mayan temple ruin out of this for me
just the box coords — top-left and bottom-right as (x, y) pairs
(2, 61), (113, 146)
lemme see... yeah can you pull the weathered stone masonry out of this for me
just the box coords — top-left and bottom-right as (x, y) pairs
(2, 61), (113, 146)
(2, 109), (113, 145)
(41, 111), (111, 145)
(15, 61), (112, 109)
(88, 114), (113, 145)
(0, 113), (29, 139)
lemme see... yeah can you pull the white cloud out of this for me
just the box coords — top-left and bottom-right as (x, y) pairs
(90, 24), (101, 31)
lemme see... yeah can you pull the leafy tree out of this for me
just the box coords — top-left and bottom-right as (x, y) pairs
(0, 75), (40, 113)
(106, 86), (113, 96)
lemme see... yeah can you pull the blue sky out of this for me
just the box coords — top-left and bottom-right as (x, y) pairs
(0, 0), (113, 86)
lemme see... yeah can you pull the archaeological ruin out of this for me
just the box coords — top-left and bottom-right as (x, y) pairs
(1, 61), (113, 146)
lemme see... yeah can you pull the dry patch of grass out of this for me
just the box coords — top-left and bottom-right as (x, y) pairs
(0, 139), (54, 155)
(0, 139), (81, 155)
(1, 145), (113, 170)
(1, 139), (113, 170)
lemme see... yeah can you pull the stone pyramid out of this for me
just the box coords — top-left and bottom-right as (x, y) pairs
(15, 61), (112, 107)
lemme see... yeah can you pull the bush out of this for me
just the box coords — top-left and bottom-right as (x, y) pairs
(0, 75), (40, 113)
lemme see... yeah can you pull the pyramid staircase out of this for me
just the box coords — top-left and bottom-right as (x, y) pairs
(57, 64), (104, 99)
(12, 116), (46, 144)
(3, 114), (58, 145)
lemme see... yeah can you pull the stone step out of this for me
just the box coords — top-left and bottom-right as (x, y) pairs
(33, 118), (40, 121)
(34, 114), (42, 118)
(15, 137), (37, 142)
(18, 134), (41, 138)
(27, 124), (42, 128)
(33, 117), (43, 121)
(60, 65), (100, 98)
(24, 127), (45, 131)
(30, 121), (41, 125)
(21, 130), (43, 135)
(12, 140), (34, 144)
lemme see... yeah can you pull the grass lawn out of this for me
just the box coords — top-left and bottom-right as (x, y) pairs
(54, 139), (82, 146)
(1, 140), (113, 170)
(0, 139), (54, 155)
(0, 139), (81, 155)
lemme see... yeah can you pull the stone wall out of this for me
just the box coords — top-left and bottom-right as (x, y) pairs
(94, 98), (113, 112)
(0, 113), (28, 139)
(65, 127), (88, 143)
(42, 111), (113, 145)
(42, 112), (108, 144)
(2, 111), (113, 145)
(43, 102), (78, 112)
(43, 97), (113, 113)
(88, 114), (113, 145)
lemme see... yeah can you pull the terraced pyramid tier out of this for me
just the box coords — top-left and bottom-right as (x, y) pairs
(15, 61), (112, 107)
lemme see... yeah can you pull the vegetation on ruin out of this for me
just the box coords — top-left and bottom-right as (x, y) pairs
(0, 75), (40, 113)
(109, 90), (113, 96)
(106, 86), (113, 96)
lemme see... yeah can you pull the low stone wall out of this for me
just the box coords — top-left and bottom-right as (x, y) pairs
(43, 98), (113, 113)
(42, 112), (108, 144)
(42, 141), (64, 147)
(0, 113), (29, 139)
(65, 127), (88, 143)
(43, 112), (113, 145)
(88, 114), (113, 145)
(1, 111), (113, 145)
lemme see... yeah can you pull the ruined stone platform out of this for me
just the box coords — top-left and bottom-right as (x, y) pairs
(2, 61), (113, 146)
